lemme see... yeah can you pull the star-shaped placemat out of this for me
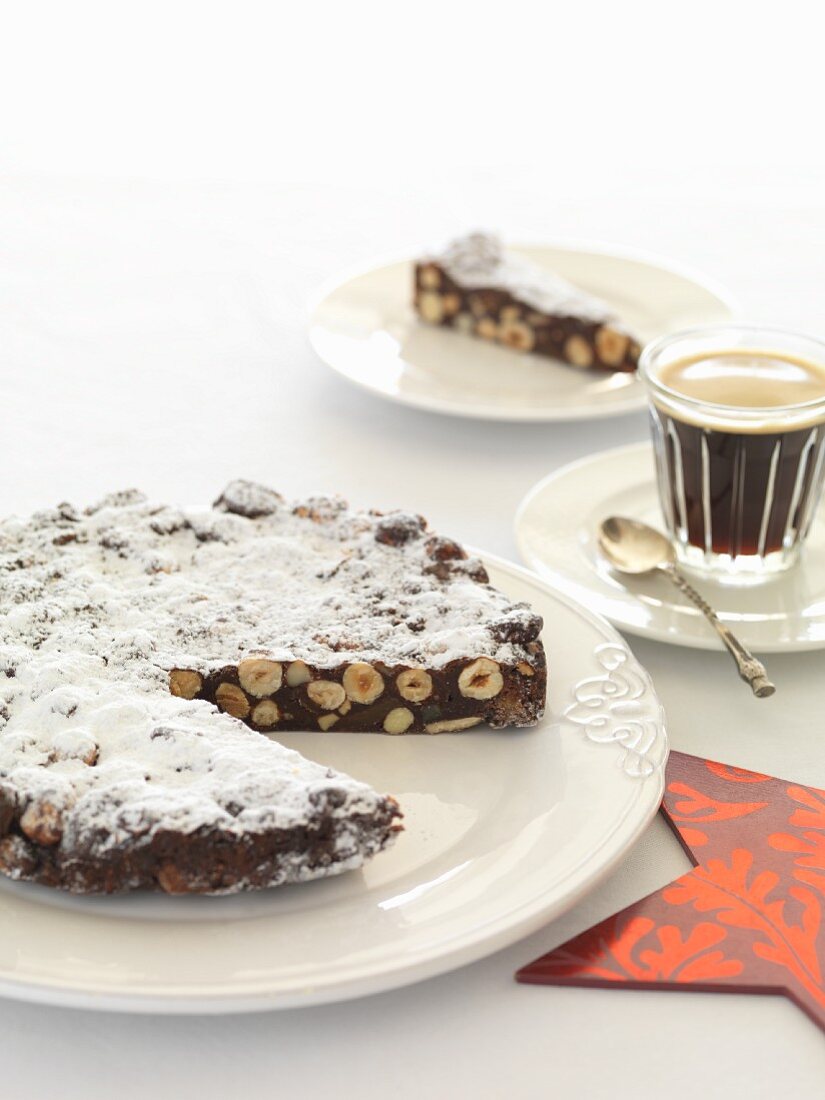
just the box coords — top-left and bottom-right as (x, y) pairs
(517, 751), (825, 1033)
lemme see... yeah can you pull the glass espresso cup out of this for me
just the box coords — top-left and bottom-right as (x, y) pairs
(639, 325), (825, 582)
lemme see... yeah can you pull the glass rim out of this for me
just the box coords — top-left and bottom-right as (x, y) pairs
(639, 323), (825, 418)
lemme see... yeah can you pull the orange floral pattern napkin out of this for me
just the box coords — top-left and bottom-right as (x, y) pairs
(517, 751), (825, 1034)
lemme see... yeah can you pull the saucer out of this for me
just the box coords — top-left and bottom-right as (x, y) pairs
(307, 244), (735, 422)
(515, 442), (825, 653)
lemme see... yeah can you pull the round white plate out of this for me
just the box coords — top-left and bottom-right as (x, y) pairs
(0, 554), (666, 1014)
(516, 443), (825, 653)
(307, 244), (735, 422)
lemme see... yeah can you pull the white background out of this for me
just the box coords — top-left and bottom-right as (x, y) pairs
(2, 2), (825, 1095)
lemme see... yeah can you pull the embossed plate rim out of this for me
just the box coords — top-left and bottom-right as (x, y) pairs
(0, 552), (667, 1013)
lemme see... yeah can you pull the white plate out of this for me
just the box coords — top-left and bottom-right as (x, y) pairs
(307, 243), (735, 422)
(0, 554), (666, 1014)
(516, 443), (825, 653)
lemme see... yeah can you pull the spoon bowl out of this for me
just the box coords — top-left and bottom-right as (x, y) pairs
(598, 516), (676, 575)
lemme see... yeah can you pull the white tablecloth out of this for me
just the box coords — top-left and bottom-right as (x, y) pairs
(2, 176), (824, 1097)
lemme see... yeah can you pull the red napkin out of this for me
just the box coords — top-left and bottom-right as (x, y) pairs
(517, 751), (825, 1034)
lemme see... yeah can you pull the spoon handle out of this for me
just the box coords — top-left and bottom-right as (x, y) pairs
(661, 565), (776, 698)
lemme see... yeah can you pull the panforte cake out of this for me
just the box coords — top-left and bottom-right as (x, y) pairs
(414, 232), (640, 372)
(0, 481), (546, 895)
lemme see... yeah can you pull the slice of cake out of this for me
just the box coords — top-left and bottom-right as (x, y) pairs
(0, 482), (546, 895)
(414, 232), (640, 372)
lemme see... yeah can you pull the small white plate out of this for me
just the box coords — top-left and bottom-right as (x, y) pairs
(516, 443), (825, 653)
(0, 554), (666, 1014)
(307, 244), (735, 422)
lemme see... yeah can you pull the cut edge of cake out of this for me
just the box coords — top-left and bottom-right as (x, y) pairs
(168, 480), (548, 736)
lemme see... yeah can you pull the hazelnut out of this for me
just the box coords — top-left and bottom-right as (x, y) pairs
(307, 680), (346, 710)
(564, 335), (594, 368)
(20, 799), (63, 846)
(397, 668), (433, 702)
(251, 700), (280, 728)
(425, 717), (482, 734)
(419, 265), (441, 290)
(343, 662), (385, 705)
(286, 660), (311, 687)
(238, 658), (283, 698)
(458, 658), (504, 700)
(417, 291), (445, 324)
(499, 320), (535, 352)
(215, 682), (251, 719)
(595, 326), (629, 367)
(383, 707), (414, 734)
(169, 669), (202, 700)
(157, 864), (190, 894)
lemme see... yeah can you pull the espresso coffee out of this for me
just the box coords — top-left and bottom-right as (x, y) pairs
(651, 350), (825, 561)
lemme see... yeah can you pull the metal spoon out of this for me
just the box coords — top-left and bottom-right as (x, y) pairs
(598, 516), (775, 698)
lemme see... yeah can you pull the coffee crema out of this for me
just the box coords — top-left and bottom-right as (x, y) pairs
(657, 350), (825, 422)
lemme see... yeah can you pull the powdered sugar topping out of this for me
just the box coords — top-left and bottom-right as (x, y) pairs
(433, 232), (618, 323)
(0, 484), (537, 880)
